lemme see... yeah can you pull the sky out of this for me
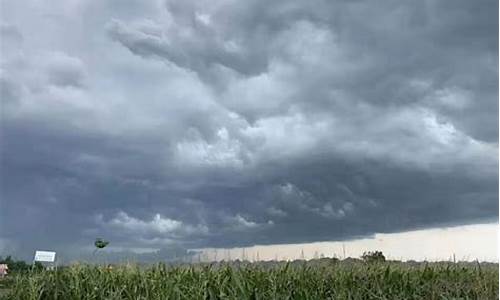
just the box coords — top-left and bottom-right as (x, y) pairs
(0, 0), (498, 261)
(199, 223), (498, 262)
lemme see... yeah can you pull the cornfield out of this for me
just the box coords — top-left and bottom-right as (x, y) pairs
(1, 260), (498, 299)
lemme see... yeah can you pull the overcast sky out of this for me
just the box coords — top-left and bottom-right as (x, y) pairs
(0, 0), (498, 260)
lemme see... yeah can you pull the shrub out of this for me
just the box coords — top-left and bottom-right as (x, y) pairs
(361, 251), (386, 263)
(0, 256), (43, 273)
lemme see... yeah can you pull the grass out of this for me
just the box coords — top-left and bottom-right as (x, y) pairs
(1, 260), (498, 299)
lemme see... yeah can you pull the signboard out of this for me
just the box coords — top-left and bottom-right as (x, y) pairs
(34, 251), (56, 262)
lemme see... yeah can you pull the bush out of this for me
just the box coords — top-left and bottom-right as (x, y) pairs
(361, 251), (386, 263)
(0, 256), (43, 273)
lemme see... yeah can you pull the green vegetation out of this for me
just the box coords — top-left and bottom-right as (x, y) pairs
(93, 238), (110, 255)
(361, 251), (386, 263)
(0, 256), (43, 273)
(1, 259), (497, 299)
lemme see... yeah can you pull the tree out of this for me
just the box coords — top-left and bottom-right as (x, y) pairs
(94, 238), (109, 255)
(0, 256), (43, 273)
(361, 251), (386, 263)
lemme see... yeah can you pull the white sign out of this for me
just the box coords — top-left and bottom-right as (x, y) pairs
(34, 251), (56, 262)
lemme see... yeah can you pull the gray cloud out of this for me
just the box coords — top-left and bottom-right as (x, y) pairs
(44, 52), (87, 88)
(0, 0), (497, 260)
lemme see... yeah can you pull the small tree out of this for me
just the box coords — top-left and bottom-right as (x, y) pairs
(361, 251), (386, 263)
(94, 238), (109, 255)
(0, 256), (43, 273)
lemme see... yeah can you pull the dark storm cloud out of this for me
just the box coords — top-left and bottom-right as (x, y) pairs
(0, 0), (497, 259)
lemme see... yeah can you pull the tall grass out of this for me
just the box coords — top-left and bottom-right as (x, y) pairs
(2, 261), (498, 299)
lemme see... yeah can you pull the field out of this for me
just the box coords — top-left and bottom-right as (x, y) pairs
(0, 259), (498, 299)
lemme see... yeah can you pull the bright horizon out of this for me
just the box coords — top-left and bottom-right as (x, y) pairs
(76, 222), (498, 263)
(198, 222), (499, 263)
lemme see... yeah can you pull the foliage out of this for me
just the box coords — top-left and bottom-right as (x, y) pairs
(361, 250), (386, 263)
(94, 238), (110, 249)
(0, 256), (43, 273)
(1, 260), (498, 300)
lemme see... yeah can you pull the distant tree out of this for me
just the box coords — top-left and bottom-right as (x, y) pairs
(329, 257), (340, 264)
(94, 238), (110, 255)
(361, 251), (386, 263)
(0, 256), (43, 273)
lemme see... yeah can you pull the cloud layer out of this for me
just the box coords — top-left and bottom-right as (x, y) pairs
(0, 0), (497, 259)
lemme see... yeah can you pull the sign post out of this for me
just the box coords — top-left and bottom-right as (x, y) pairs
(33, 250), (57, 270)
